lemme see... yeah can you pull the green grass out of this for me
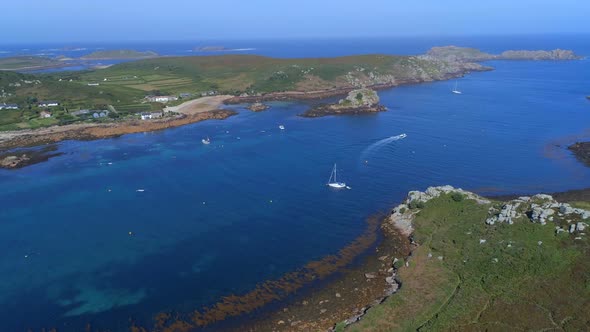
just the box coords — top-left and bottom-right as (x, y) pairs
(348, 194), (590, 331)
(1, 53), (463, 131)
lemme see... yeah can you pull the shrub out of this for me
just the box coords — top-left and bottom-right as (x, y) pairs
(399, 207), (407, 214)
(451, 192), (465, 202)
(409, 200), (425, 209)
(356, 92), (364, 101)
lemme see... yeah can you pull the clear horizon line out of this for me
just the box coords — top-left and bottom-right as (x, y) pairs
(2, 32), (590, 45)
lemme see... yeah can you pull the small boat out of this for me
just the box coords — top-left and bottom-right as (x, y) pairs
(452, 81), (462, 94)
(279, 125), (285, 130)
(202, 137), (211, 145)
(327, 163), (349, 189)
(136, 189), (145, 192)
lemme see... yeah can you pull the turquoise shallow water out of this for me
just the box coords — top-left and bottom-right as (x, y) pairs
(1, 40), (590, 331)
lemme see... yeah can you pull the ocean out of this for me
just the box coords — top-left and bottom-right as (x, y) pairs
(0, 36), (589, 331)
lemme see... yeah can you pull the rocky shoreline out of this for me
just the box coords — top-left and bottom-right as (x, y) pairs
(0, 110), (236, 168)
(223, 66), (491, 105)
(239, 184), (590, 331)
(247, 102), (270, 112)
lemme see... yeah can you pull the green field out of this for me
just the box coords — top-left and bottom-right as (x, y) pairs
(0, 53), (467, 131)
(345, 193), (590, 331)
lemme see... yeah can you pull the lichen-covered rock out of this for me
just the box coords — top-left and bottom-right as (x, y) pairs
(301, 89), (386, 117)
(247, 102), (270, 112)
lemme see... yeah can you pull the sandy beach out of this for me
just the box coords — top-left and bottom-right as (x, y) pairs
(0, 96), (235, 151)
(165, 95), (234, 115)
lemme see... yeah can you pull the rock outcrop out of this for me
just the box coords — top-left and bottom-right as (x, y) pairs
(485, 194), (589, 235)
(247, 102), (270, 112)
(301, 89), (386, 117)
(387, 186), (589, 239)
(389, 185), (491, 236)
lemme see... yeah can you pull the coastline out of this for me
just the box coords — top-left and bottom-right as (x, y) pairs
(224, 67), (491, 105)
(236, 184), (590, 331)
(0, 66), (489, 160)
(0, 95), (236, 168)
(0, 110), (235, 150)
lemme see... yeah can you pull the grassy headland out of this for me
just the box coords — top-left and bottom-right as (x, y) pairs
(344, 187), (590, 331)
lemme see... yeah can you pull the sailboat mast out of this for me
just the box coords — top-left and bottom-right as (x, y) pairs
(333, 163), (337, 182)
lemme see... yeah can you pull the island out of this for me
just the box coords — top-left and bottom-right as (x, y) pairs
(80, 49), (159, 60)
(194, 46), (230, 52)
(425, 45), (582, 62)
(246, 102), (270, 112)
(301, 88), (385, 117)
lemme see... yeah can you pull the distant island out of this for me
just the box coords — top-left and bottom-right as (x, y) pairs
(194, 46), (230, 52)
(80, 49), (159, 60)
(424, 46), (582, 62)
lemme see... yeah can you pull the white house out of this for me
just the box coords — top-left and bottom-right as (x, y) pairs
(39, 101), (59, 107)
(0, 103), (19, 110)
(140, 112), (163, 120)
(40, 110), (52, 118)
(146, 96), (178, 103)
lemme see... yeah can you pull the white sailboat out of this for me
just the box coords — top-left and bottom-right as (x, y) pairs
(327, 163), (350, 189)
(452, 81), (462, 94)
(202, 136), (211, 144)
(279, 125), (285, 130)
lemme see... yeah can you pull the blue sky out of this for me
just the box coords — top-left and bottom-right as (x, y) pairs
(1, 0), (588, 42)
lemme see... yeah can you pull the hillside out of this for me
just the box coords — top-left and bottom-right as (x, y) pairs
(344, 186), (590, 331)
(79, 53), (486, 96)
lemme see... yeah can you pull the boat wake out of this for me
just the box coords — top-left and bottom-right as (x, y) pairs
(360, 134), (407, 161)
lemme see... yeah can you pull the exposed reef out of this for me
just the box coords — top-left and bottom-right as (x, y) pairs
(0, 145), (63, 169)
(247, 102), (270, 112)
(568, 141), (590, 167)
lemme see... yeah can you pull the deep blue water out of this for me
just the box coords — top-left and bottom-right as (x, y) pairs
(1, 37), (590, 331)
